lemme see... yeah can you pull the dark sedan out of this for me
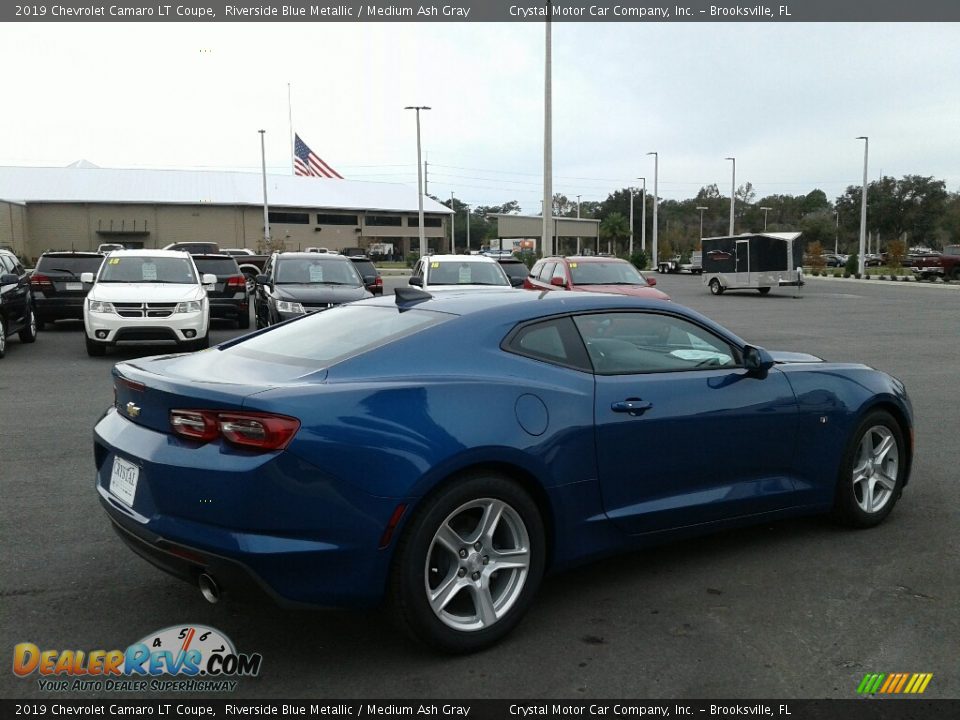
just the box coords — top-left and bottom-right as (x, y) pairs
(94, 289), (912, 653)
(348, 255), (384, 295)
(253, 252), (371, 327)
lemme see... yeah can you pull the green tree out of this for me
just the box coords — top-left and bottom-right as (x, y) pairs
(600, 211), (630, 253)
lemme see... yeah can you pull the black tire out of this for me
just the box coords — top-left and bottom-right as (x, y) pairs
(18, 306), (38, 343)
(951, 268), (960, 282)
(0, 317), (6, 358)
(709, 278), (724, 295)
(85, 336), (107, 357)
(237, 312), (250, 330)
(758, 287), (771, 295)
(389, 472), (546, 653)
(832, 410), (907, 529)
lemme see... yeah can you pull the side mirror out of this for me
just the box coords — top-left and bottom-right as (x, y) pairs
(255, 274), (270, 286)
(550, 276), (566, 287)
(80, 272), (95, 284)
(743, 345), (775, 378)
(646, 276), (657, 287)
(0, 273), (19, 285)
(202, 273), (217, 286)
(409, 276), (423, 287)
(510, 276), (524, 288)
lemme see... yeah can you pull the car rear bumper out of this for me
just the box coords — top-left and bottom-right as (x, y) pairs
(33, 297), (86, 321)
(208, 298), (248, 318)
(93, 408), (398, 607)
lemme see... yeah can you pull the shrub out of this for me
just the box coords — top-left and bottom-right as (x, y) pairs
(630, 250), (649, 271)
(833, 271), (841, 278)
(844, 253), (859, 276)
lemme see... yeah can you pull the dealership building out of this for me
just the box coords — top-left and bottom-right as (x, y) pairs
(0, 164), (452, 262)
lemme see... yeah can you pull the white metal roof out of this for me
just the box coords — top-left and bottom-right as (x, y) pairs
(0, 166), (452, 215)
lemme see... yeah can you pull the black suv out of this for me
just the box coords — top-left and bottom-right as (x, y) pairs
(496, 257), (530, 287)
(31, 251), (105, 328)
(348, 256), (383, 295)
(0, 249), (38, 358)
(190, 254), (250, 329)
(254, 252), (371, 328)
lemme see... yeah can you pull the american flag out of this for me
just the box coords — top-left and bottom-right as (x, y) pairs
(293, 134), (343, 179)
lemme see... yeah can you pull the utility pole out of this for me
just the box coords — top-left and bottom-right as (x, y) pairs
(450, 191), (456, 254)
(404, 106), (431, 257)
(259, 130), (271, 253)
(542, 15), (553, 258)
(856, 136), (869, 276)
(576, 194), (581, 254)
(647, 153), (658, 267)
(725, 157), (736, 235)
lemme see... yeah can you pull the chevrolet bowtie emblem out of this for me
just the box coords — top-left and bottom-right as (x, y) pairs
(126, 402), (141, 418)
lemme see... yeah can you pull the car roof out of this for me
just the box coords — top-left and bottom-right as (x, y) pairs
(106, 249), (190, 258)
(548, 255), (631, 264)
(426, 254), (498, 264)
(277, 252), (351, 261)
(39, 251), (104, 257)
(191, 253), (236, 259)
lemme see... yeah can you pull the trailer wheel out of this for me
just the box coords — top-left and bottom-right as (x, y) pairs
(758, 287), (771, 295)
(709, 279), (724, 296)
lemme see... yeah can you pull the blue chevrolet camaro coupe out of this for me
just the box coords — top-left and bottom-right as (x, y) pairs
(94, 289), (913, 652)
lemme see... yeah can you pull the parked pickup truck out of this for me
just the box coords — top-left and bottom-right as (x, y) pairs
(907, 245), (960, 281)
(657, 251), (702, 274)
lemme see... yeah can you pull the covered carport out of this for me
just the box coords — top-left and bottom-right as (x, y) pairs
(487, 214), (602, 255)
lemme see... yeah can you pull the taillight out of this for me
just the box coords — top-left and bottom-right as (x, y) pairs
(226, 275), (246, 288)
(30, 273), (52, 288)
(170, 410), (220, 443)
(170, 409), (300, 451)
(374, 276), (383, 286)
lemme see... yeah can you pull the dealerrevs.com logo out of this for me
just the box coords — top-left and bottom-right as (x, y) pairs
(13, 625), (262, 692)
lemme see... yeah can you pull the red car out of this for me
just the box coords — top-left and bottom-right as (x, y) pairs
(524, 256), (670, 300)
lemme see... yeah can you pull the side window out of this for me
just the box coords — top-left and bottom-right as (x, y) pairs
(573, 312), (740, 375)
(503, 316), (591, 371)
(0, 254), (13, 273)
(551, 263), (567, 285)
(529, 261), (544, 279)
(537, 262), (557, 282)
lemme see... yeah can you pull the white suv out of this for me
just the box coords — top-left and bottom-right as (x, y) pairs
(82, 250), (215, 356)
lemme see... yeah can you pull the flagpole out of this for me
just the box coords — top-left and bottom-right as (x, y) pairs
(288, 83), (294, 175)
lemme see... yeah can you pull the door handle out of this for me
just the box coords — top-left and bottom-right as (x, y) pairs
(611, 398), (653, 416)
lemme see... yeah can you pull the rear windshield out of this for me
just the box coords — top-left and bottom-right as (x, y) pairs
(499, 262), (529, 281)
(192, 256), (240, 275)
(98, 256), (198, 284)
(226, 305), (447, 367)
(36, 255), (104, 275)
(351, 259), (377, 274)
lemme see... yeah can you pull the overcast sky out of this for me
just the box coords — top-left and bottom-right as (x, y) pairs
(1, 21), (957, 211)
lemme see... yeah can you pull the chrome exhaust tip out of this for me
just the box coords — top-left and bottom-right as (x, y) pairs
(198, 573), (220, 604)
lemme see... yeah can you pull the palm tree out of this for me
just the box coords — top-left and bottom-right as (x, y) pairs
(600, 211), (630, 254)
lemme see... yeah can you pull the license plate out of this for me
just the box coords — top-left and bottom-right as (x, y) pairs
(66, 282), (82, 290)
(109, 456), (140, 507)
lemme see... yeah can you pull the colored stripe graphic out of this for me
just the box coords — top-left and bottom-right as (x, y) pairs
(857, 673), (932, 694)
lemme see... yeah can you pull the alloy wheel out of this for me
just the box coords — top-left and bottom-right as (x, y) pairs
(424, 498), (530, 632)
(851, 425), (899, 514)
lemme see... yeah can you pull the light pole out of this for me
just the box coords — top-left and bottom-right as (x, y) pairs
(450, 191), (456, 253)
(725, 157), (736, 235)
(576, 194), (582, 254)
(646, 153), (658, 268)
(404, 105), (430, 257)
(760, 206), (772, 231)
(856, 136), (869, 276)
(696, 206), (708, 241)
(258, 130), (271, 252)
(628, 186), (634, 257)
(542, 19), (553, 258)
(640, 177), (647, 254)
(465, 204), (471, 252)
(834, 210), (839, 255)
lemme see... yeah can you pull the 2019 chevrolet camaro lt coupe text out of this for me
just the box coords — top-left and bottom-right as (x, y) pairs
(94, 289), (913, 652)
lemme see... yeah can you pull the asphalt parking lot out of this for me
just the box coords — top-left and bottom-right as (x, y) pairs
(1, 274), (957, 699)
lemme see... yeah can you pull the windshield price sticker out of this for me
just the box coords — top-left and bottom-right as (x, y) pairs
(108, 258), (120, 265)
(141, 262), (158, 281)
(431, 262), (440, 268)
(309, 264), (324, 282)
(458, 266), (472, 283)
